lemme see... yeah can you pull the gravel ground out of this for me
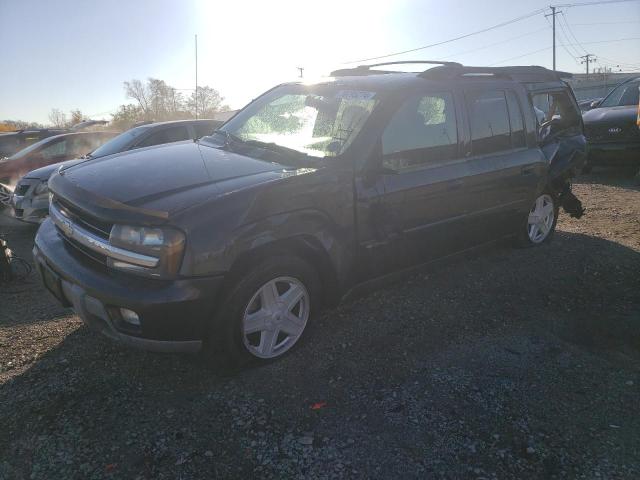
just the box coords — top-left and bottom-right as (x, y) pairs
(1, 170), (639, 479)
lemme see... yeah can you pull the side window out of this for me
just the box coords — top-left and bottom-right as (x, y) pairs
(466, 90), (511, 155)
(505, 90), (526, 148)
(194, 122), (214, 139)
(138, 126), (190, 148)
(40, 139), (68, 159)
(382, 92), (458, 172)
(531, 91), (581, 139)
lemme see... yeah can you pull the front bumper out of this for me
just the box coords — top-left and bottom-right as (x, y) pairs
(34, 219), (225, 353)
(587, 142), (640, 167)
(12, 191), (48, 224)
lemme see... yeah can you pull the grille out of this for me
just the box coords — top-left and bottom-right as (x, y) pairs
(585, 124), (640, 144)
(53, 197), (113, 239)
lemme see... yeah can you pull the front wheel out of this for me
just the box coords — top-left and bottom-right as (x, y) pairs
(516, 193), (558, 247)
(207, 255), (321, 369)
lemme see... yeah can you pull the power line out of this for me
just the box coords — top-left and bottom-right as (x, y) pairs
(342, 8), (546, 64)
(555, 0), (640, 7)
(489, 36), (640, 65)
(447, 27), (550, 60)
(568, 20), (640, 25)
(579, 53), (597, 73)
(560, 12), (590, 55)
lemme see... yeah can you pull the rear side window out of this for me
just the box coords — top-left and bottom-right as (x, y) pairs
(382, 92), (458, 172)
(505, 90), (526, 148)
(466, 90), (511, 155)
(138, 126), (190, 148)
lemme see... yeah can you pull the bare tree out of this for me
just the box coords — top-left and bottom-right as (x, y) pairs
(187, 86), (226, 118)
(124, 79), (151, 118)
(69, 109), (84, 126)
(48, 108), (67, 128)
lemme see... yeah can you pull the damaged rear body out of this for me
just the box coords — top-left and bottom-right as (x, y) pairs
(528, 82), (587, 219)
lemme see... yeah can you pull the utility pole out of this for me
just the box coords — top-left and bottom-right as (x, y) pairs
(579, 54), (596, 75)
(195, 34), (198, 120)
(297, 66), (304, 78)
(545, 6), (561, 71)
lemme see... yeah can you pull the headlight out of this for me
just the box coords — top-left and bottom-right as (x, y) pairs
(108, 225), (186, 277)
(34, 181), (49, 196)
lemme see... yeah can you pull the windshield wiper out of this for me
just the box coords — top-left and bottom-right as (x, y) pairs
(209, 129), (244, 150)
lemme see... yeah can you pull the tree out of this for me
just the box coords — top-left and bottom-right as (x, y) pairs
(188, 86), (226, 118)
(119, 77), (227, 125)
(69, 109), (85, 126)
(48, 108), (67, 128)
(110, 104), (145, 131)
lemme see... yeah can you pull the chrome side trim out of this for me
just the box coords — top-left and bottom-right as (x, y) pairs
(50, 201), (159, 268)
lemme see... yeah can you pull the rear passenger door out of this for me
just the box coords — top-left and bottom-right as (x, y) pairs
(372, 90), (470, 268)
(460, 88), (543, 243)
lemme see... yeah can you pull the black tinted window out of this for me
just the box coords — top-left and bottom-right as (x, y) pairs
(466, 90), (511, 155)
(382, 92), (458, 172)
(505, 90), (526, 148)
(138, 126), (190, 147)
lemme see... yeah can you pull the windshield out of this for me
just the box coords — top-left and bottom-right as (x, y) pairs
(599, 80), (640, 108)
(210, 84), (380, 159)
(89, 125), (149, 158)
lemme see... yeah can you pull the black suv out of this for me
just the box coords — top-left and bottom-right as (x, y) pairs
(34, 62), (586, 366)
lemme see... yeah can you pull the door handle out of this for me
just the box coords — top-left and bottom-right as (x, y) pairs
(446, 179), (464, 190)
(521, 166), (535, 176)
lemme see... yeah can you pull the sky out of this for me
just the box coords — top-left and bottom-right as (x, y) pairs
(1, 0), (639, 124)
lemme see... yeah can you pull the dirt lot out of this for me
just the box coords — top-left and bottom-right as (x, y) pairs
(1, 171), (639, 479)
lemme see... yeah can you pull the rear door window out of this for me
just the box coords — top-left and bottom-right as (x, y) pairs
(382, 92), (458, 172)
(138, 126), (190, 148)
(466, 90), (511, 155)
(531, 91), (581, 140)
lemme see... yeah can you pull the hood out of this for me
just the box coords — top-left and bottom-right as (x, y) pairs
(23, 159), (84, 181)
(583, 105), (638, 125)
(55, 141), (289, 217)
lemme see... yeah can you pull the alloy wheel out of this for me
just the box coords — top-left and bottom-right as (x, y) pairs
(528, 194), (555, 243)
(241, 276), (310, 359)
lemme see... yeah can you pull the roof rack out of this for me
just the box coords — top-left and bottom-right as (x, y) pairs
(330, 60), (462, 77)
(421, 65), (573, 82)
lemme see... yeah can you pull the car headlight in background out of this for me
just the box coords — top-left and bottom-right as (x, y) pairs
(108, 224), (186, 277)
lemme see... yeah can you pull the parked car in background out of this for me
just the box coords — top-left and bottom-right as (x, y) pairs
(10, 119), (223, 223)
(34, 63), (585, 366)
(0, 128), (68, 158)
(0, 131), (117, 188)
(582, 77), (640, 175)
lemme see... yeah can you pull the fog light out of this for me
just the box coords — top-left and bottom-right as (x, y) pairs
(119, 308), (140, 326)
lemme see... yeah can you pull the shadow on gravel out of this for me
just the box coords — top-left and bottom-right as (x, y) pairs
(576, 169), (640, 191)
(1, 227), (639, 478)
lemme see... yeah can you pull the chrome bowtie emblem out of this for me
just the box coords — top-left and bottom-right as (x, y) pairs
(608, 127), (622, 134)
(59, 217), (73, 237)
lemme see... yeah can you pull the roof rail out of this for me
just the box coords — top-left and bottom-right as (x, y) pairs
(331, 60), (462, 77)
(421, 65), (573, 82)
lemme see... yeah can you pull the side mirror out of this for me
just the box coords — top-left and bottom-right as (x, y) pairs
(590, 99), (601, 109)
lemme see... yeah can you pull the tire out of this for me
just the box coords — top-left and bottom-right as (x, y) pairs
(206, 254), (321, 370)
(516, 193), (559, 247)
